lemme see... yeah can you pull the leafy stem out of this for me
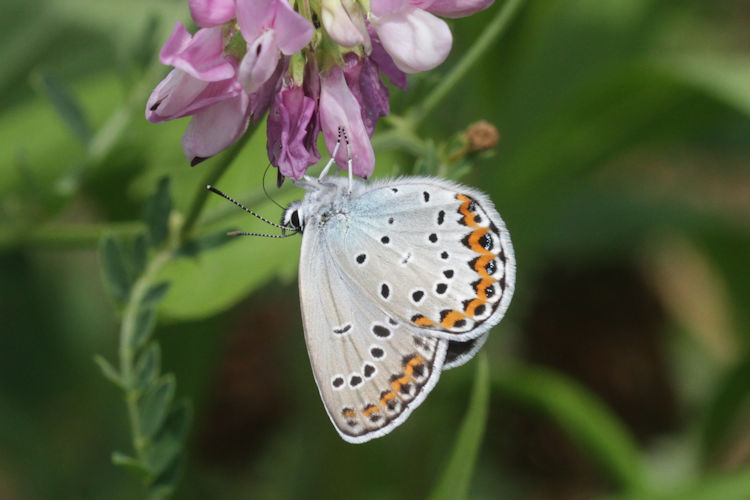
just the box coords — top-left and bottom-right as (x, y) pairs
(119, 248), (174, 454)
(98, 128), (251, 495)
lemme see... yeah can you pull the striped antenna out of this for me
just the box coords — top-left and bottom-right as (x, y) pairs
(206, 185), (297, 234)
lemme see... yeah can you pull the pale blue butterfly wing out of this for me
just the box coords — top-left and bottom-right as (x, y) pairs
(289, 175), (515, 442)
(298, 206), (449, 443)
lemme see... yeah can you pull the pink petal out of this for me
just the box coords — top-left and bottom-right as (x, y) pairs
(319, 67), (375, 178)
(238, 30), (281, 94)
(236, 0), (275, 42)
(273, 0), (315, 54)
(159, 22), (193, 64)
(189, 0), (237, 27)
(267, 84), (320, 179)
(248, 56), (287, 123)
(181, 92), (252, 165)
(368, 24), (408, 89)
(146, 69), (208, 122)
(372, 6), (452, 73)
(420, 0), (494, 18)
(321, 0), (366, 47)
(161, 24), (235, 81)
(370, 0), (411, 17)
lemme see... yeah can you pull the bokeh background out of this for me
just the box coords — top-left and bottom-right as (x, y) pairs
(2, 0), (750, 498)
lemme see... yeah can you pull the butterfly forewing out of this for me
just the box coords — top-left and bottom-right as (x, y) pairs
(337, 177), (516, 343)
(298, 223), (448, 443)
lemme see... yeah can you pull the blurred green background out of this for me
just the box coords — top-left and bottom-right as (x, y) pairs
(2, 0), (750, 498)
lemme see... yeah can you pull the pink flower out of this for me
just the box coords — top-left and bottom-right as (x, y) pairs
(159, 23), (234, 81)
(236, 0), (314, 94)
(146, 68), (242, 123)
(319, 67), (375, 178)
(146, 22), (256, 165)
(147, 0), (495, 176)
(189, 0), (237, 27)
(369, 2), (452, 73)
(182, 92), (252, 166)
(342, 53), (390, 136)
(369, 0), (493, 73)
(320, 0), (369, 48)
(367, 25), (408, 89)
(419, 0), (494, 18)
(266, 82), (320, 179)
(146, 23), (240, 123)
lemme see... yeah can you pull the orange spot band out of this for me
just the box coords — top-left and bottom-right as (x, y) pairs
(413, 316), (435, 327)
(456, 194), (479, 228)
(380, 391), (396, 406)
(362, 405), (380, 417)
(440, 310), (466, 328)
(468, 227), (493, 255)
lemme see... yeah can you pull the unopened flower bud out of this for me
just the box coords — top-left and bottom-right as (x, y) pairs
(465, 120), (499, 152)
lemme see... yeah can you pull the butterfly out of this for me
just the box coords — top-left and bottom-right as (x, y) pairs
(278, 171), (515, 443)
(208, 146), (515, 443)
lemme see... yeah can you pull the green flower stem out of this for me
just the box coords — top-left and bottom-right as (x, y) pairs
(119, 248), (173, 454)
(406, 0), (526, 127)
(180, 129), (256, 240)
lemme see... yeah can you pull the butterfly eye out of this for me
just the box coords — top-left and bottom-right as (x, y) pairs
(285, 209), (302, 231)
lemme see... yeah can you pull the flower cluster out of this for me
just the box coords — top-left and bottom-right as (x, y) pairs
(147, 0), (494, 180)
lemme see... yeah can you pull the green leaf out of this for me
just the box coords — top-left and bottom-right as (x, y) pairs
(112, 451), (151, 482)
(30, 71), (92, 145)
(133, 343), (161, 391)
(138, 375), (176, 440)
(99, 235), (132, 302)
(429, 354), (490, 500)
(149, 455), (182, 500)
(494, 364), (646, 494)
(131, 233), (149, 278)
(141, 282), (171, 309)
(144, 176), (172, 248)
(131, 307), (156, 351)
(176, 228), (239, 257)
(94, 355), (124, 389)
(145, 400), (192, 476)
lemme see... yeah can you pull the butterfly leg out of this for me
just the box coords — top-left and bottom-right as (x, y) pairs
(319, 127), (344, 180)
(340, 128), (353, 193)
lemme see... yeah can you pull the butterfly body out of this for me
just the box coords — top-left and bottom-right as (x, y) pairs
(283, 175), (515, 443)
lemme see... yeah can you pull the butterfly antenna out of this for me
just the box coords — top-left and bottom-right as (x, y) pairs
(206, 185), (293, 231)
(226, 230), (297, 238)
(262, 164), (286, 210)
(318, 127), (343, 180)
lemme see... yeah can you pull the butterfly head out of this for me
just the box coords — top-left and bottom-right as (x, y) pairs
(282, 201), (304, 233)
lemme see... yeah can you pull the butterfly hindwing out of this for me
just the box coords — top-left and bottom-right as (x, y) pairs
(298, 224), (448, 443)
